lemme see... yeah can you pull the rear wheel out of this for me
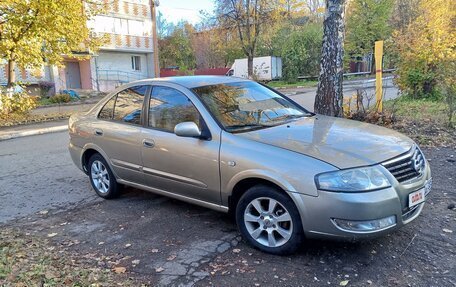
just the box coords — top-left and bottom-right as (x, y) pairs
(236, 185), (303, 255)
(88, 154), (120, 199)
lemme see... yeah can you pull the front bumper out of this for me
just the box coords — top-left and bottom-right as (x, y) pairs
(291, 164), (432, 240)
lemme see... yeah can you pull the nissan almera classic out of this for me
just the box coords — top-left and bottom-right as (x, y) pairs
(69, 76), (432, 255)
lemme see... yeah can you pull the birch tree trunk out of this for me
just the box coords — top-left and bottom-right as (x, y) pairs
(314, 0), (346, 117)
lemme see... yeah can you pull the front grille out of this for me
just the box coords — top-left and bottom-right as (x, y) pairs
(383, 146), (425, 183)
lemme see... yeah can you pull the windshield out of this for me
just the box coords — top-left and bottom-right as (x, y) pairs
(192, 82), (311, 132)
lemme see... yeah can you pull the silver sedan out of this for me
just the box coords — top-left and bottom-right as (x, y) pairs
(69, 76), (432, 254)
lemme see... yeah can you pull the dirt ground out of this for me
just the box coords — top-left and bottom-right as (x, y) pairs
(1, 147), (455, 286)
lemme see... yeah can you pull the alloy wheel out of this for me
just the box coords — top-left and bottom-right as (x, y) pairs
(91, 160), (110, 194)
(243, 197), (293, 248)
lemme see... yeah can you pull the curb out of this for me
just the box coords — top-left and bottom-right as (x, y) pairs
(0, 125), (68, 141)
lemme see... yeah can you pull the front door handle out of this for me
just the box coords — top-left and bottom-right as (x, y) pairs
(94, 129), (103, 136)
(143, 139), (155, 148)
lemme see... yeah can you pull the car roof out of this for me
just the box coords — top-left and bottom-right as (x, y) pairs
(131, 75), (251, 89)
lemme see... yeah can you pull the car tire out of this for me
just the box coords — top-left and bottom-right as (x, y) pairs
(236, 185), (304, 255)
(88, 153), (120, 199)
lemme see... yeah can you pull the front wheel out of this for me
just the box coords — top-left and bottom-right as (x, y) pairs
(236, 185), (304, 255)
(88, 153), (120, 199)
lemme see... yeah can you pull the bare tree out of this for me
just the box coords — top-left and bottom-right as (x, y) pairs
(215, 0), (275, 77)
(314, 0), (346, 116)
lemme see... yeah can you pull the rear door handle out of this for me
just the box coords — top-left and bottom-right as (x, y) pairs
(94, 129), (103, 136)
(143, 139), (155, 148)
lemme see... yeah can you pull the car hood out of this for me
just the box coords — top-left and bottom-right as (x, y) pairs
(238, 115), (414, 169)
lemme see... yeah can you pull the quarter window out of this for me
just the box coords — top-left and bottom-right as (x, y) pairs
(98, 95), (116, 120)
(148, 86), (201, 132)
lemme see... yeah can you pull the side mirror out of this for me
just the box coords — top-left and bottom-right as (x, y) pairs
(174, 122), (202, 138)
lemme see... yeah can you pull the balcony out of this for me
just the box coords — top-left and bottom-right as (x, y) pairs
(100, 33), (153, 53)
(100, 0), (151, 19)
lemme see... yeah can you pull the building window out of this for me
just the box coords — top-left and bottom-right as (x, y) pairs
(131, 56), (141, 71)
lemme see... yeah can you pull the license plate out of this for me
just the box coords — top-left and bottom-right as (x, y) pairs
(408, 188), (425, 208)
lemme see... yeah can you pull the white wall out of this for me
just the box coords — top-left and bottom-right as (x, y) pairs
(0, 64), (51, 85)
(96, 51), (147, 75)
(94, 51), (153, 92)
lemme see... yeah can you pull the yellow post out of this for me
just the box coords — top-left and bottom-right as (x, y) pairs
(375, 40), (384, 112)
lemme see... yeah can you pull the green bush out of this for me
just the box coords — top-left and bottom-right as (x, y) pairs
(280, 24), (323, 82)
(49, 94), (72, 104)
(395, 60), (440, 99)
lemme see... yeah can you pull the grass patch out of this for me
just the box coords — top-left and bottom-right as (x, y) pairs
(384, 96), (455, 147)
(0, 228), (140, 286)
(37, 95), (78, 107)
(37, 97), (55, 106)
(385, 96), (452, 124)
(267, 80), (318, 89)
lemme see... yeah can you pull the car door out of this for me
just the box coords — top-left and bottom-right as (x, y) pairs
(91, 85), (150, 184)
(140, 85), (221, 204)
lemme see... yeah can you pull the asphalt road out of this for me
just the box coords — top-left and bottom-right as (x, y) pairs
(1, 131), (455, 286)
(287, 77), (398, 111)
(0, 132), (100, 223)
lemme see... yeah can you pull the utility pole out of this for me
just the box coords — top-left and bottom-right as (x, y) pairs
(150, 0), (160, 77)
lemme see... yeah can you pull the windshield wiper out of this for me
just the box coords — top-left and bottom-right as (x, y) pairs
(269, 114), (306, 123)
(225, 123), (271, 131)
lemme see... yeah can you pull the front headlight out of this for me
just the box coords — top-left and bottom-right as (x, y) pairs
(315, 165), (391, 192)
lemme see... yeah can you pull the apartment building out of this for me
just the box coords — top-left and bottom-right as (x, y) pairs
(0, 0), (158, 93)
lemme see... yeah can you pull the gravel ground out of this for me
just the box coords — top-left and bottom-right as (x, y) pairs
(2, 147), (455, 286)
(196, 148), (456, 287)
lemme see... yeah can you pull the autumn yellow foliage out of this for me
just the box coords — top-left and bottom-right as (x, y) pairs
(393, 0), (456, 98)
(0, 0), (105, 85)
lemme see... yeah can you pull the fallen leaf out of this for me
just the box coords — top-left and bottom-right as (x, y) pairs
(45, 271), (59, 279)
(47, 233), (58, 237)
(113, 266), (126, 274)
(132, 259), (140, 265)
(155, 267), (164, 273)
(233, 248), (241, 253)
(167, 254), (176, 261)
(443, 228), (453, 233)
(340, 280), (349, 286)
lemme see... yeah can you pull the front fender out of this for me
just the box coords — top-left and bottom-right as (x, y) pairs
(226, 169), (298, 195)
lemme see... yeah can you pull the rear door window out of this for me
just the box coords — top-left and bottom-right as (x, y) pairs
(99, 85), (149, 125)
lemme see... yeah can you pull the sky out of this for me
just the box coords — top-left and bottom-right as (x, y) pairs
(157, 0), (215, 25)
